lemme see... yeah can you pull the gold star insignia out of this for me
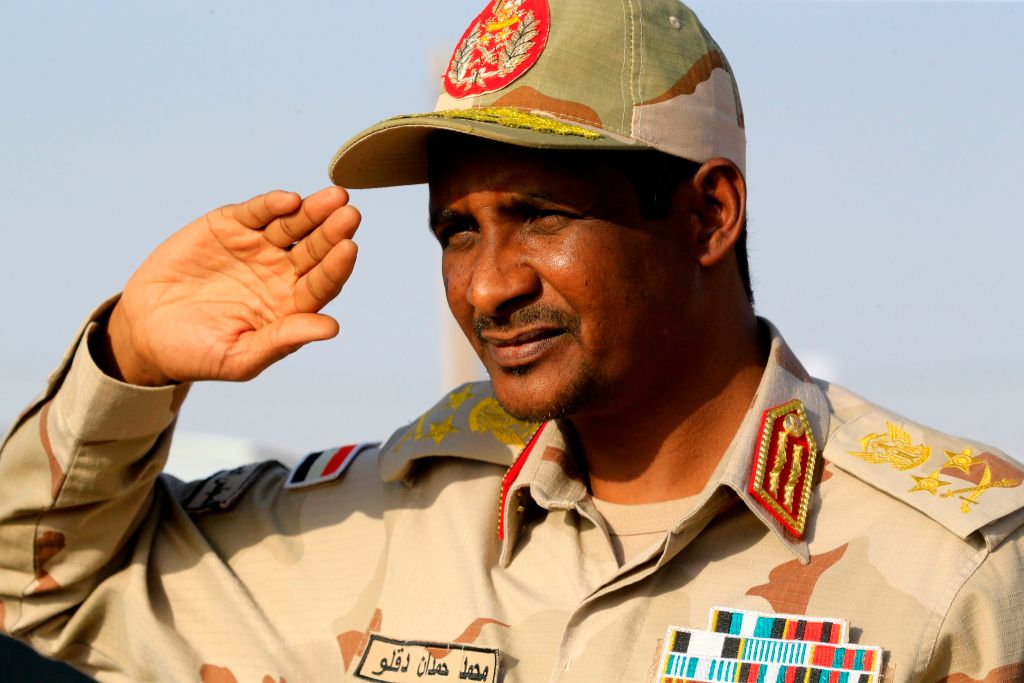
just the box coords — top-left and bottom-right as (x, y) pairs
(428, 415), (460, 444)
(909, 471), (952, 495)
(943, 447), (982, 474)
(447, 385), (476, 411)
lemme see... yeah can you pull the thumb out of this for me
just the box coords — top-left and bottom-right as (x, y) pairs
(222, 314), (340, 380)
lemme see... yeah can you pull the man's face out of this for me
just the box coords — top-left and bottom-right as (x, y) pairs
(428, 139), (702, 423)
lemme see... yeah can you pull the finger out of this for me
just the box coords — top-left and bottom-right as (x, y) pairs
(225, 190), (302, 229)
(294, 239), (358, 313)
(263, 186), (350, 248)
(289, 204), (362, 276)
(224, 314), (340, 381)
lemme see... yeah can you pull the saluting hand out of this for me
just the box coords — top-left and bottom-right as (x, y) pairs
(99, 188), (360, 386)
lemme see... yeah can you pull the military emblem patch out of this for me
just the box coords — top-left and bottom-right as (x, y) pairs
(285, 443), (376, 490)
(748, 400), (819, 539)
(443, 0), (550, 98)
(657, 607), (882, 683)
(181, 461), (276, 513)
(849, 421), (931, 471)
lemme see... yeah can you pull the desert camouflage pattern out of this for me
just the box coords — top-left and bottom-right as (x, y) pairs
(1, 308), (1022, 682)
(328, 0), (747, 188)
(434, 0), (745, 167)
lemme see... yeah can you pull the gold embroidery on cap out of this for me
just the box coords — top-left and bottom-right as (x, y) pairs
(469, 398), (538, 446)
(395, 107), (601, 139)
(849, 422), (931, 471)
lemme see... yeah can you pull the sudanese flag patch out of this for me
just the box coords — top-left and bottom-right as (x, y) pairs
(285, 443), (376, 489)
(443, 0), (550, 98)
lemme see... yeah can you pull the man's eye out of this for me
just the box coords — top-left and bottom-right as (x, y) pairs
(525, 209), (573, 231)
(436, 224), (476, 249)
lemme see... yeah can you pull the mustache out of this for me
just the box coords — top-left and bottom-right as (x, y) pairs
(473, 305), (581, 345)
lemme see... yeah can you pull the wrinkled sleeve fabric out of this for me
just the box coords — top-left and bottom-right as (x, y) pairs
(0, 308), (186, 660)
(0, 306), (390, 682)
(921, 525), (1024, 682)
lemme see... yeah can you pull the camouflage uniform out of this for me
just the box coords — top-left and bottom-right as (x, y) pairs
(0, 305), (1021, 682)
(3, 0), (1023, 681)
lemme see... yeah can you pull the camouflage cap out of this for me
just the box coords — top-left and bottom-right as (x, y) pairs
(328, 0), (745, 188)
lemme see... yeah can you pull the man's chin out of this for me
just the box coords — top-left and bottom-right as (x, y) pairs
(488, 364), (599, 424)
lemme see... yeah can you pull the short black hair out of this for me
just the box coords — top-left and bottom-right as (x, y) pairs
(610, 150), (753, 306)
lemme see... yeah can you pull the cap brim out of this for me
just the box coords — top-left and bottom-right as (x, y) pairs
(328, 111), (649, 189)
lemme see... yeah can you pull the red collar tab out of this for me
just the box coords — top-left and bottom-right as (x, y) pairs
(443, 0), (551, 98)
(748, 400), (819, 539)
(497, 422), (547, 540)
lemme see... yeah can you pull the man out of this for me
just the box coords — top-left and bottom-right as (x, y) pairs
(1, 1), (1021, 682)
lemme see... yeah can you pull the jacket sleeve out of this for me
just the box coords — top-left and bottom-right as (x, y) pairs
(920, 522), (1024, 682)
(0, 301), (187, 654)
(0, 302), (392, 682)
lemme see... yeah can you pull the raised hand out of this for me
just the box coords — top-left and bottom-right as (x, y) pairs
(97, 188), (361, 386)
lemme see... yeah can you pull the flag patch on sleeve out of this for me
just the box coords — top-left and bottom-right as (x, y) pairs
(285, 442), (377, 490)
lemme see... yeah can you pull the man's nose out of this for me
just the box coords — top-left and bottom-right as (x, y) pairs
(466, 234), (540, 317)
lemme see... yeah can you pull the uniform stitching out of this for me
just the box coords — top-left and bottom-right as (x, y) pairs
(635, 0), (645, 132)
(428, 106), (604, 130)
(14, 406), (76, 633)
(626, 0), (637, 132)
(619, 0), (630, 133)
(916, 542), (990, 675)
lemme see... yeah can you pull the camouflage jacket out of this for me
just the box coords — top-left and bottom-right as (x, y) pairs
(1, 308), (1022, 682)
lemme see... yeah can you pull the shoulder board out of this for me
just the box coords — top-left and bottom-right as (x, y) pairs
(378, 381), (541, 483)
(284, 442), (378, 490)
(181, 460), (279, 513)
(824, 408), (1024, 544)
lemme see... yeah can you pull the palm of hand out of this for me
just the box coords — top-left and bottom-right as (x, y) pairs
(111, 188), (359, 385)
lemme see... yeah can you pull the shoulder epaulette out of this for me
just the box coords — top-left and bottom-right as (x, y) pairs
(378, 381), (540, 483)
(284, 442), (378, 490)
(824, 408), (1024, 545)
(181, 460), (279, 513)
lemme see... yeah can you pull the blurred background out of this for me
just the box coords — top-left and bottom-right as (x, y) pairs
(1, 1), (1022, 678)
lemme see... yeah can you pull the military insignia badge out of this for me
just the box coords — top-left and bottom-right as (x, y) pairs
(657, 607), (883, 683)
(181, 461), (277, 513)
(748, 400), (818, 539)
(284, 443), (376, 490)
(443, 0), (550, 97)
(849, 422), (931, 471)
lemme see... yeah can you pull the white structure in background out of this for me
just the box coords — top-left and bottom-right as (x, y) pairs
(441, 291), (485, 391)
(166, 432), (298, 482)
(167, 294), (482, 480)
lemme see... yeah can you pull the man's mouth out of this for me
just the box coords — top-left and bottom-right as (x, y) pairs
(480, 327), (566, 368)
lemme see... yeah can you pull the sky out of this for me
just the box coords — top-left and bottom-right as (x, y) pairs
(1, 1), (1021, 478)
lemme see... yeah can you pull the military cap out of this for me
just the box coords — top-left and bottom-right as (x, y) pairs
(329, 0), (746, 188)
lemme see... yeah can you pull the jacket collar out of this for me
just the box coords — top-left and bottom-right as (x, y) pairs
(496, 319), (831, 566)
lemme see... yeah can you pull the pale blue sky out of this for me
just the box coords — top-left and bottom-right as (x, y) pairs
(1, 1), (1021, 470)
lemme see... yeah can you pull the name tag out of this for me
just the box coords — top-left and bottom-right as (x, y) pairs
(355, 634), (499, 683)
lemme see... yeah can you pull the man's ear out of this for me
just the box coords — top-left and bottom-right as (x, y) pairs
(688, 158), (746, 267)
